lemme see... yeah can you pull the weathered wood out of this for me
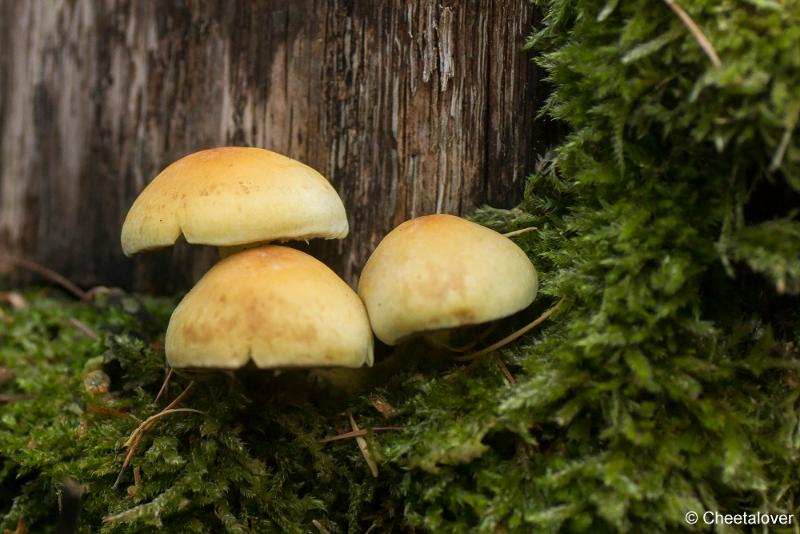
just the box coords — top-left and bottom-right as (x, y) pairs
(0, 0), (541, 292)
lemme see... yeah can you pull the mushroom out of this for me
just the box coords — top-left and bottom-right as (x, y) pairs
(120, 147), (348, 256)
(166, 245), (373, 370)
(118, 148), (373, 391)
(357, 214), (538, 346)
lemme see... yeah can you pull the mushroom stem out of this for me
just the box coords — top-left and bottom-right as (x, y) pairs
(422, 330), (455, 349)
(425, 323), (499, 353)
(310, 367), (369, 392)
(454, 297), (565, 361)
(311, 348), (427, 394)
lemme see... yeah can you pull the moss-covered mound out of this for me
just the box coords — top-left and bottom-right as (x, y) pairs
(2, 0), (800, 531)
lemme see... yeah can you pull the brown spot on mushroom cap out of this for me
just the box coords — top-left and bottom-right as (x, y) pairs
(182, 323), (213, 344)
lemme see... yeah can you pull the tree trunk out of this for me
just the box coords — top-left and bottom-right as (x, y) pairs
(0, 0), (545, 293)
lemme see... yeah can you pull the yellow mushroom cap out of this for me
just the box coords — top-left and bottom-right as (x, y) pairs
(165, 246), (373, 369)
(357, 214), (538, 345)
(121, 147), (348, 256)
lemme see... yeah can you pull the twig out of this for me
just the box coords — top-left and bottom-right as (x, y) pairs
(311, 520), (331, 534)
(494, 354), (516, 385)
(455, 297), (565, 361)
(319, 426), (404, 443)
(321, 429), (368, 443)
(154, 368), (174, 404)
(121, 409), (202, 451)
(112, 381), (197, 489)
(162, 380), (194, 411)
(770, 107), (799, 172)
(502, 226), (538, 238)
(0, 394), (33, 403)
(123, 408), (203, 447)
(112, 408), (202, 489)
(0, 292), (28, 310)
(349, 414), (379, 477)
(1, 256), (90, 302)
(68, 318), (98, 339)
(662, 0), (721, 67)
(86, 286), (112, 300)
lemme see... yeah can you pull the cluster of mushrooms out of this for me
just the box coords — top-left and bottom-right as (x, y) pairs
(120, 147), (538, 379)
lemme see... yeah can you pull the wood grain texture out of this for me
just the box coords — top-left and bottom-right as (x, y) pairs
(0, 0), (542, 292)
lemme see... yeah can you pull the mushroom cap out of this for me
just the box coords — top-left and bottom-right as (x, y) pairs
(121, 147), (348, 256)
(165, 246), (373, 369)
(357, 214), (538, 345)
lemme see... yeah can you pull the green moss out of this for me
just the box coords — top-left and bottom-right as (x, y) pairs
(0, 289), (393, 532)
(2, 0), (800, 531)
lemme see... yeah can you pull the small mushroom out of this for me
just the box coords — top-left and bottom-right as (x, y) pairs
(120, 147), (348, 256)
(83, 370), (111, 396)
(165, 246), (373, 370)
(357, 214), (538, 346)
